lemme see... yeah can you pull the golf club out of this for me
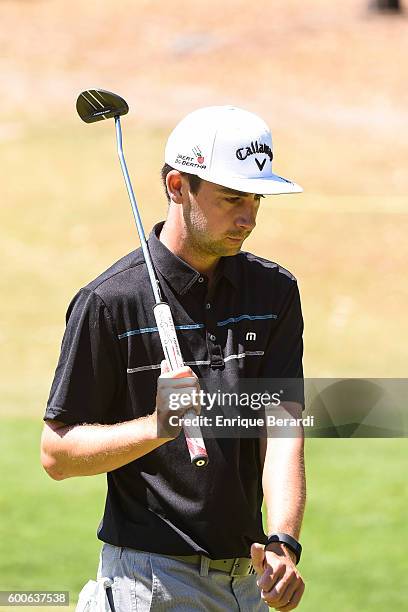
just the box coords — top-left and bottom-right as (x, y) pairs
(76, 89), (208, 467)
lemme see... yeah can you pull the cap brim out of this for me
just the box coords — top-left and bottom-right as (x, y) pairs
(194, 170), (303, 195)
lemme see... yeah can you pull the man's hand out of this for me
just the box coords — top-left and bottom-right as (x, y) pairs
(155, 360), (201, 438)
(251, 542), (305, 611)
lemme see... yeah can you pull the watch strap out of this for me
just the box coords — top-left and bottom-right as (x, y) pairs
(265, 532), (302, 564)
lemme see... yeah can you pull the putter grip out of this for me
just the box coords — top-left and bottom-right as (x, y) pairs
(153, 303), (209, 467)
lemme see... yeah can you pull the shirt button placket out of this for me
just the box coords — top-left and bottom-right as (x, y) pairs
(203, 289), (224, 368)
(204, 300), (216, 342)
(203, 297), (216, 343)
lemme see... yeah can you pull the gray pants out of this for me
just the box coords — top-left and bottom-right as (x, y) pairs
(97, 543), (268, 612)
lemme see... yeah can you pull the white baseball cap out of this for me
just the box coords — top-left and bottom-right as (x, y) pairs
(165, 105), (302, 195)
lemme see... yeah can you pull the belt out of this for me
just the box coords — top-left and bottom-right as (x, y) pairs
(170, 554), (256, 577)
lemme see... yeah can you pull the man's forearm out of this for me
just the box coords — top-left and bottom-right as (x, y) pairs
(41, 414), (167, 480)
(261, 404), (306, 539)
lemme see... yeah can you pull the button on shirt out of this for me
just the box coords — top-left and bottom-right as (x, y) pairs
(44, 221), (304, 558)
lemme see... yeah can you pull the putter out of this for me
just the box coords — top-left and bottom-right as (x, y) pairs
(76, 89), (208, 467)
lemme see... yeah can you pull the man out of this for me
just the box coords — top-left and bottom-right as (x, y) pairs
(41, 105), (306, 611)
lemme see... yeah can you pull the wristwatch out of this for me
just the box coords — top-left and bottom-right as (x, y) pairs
(265, 533), (302, 564)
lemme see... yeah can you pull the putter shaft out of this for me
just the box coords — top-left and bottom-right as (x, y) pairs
(114, 116), (162, 304)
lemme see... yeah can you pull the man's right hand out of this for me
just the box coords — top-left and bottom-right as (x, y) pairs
(41, 361), (202, 479)
(154, 360), (201, 439)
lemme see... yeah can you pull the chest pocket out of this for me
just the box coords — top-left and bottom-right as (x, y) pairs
(218, 313), (278, 372)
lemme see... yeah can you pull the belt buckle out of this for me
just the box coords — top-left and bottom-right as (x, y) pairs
(230, 557), (255, 577)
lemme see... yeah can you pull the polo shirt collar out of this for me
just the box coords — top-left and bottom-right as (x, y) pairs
(148, 221), (239, 295)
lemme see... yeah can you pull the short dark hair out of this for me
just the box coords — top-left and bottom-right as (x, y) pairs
(161, 163), (203, 202)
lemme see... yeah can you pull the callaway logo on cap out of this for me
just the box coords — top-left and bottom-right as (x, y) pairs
(165, 106), (302, 195)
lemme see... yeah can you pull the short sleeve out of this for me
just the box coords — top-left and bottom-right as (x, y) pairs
(43, 288), (124, 425)
(260, 280), (304, 406)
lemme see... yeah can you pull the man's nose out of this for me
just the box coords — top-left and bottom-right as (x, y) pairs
(235, 203), (257, 230)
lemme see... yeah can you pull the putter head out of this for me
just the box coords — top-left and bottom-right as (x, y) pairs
(76, 89), (129, 123)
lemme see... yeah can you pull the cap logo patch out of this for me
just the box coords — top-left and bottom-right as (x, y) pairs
(236, 141), (273, 172)
(174, 151), (206, 170)
(192, 145), (205, 164)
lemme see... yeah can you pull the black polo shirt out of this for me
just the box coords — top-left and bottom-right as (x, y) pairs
(44, 221), (303, 559)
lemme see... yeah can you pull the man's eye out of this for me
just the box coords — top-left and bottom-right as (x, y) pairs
(225, 197), (241, 203)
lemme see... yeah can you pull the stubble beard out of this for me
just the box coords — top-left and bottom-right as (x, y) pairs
(183, 197), (244, 259)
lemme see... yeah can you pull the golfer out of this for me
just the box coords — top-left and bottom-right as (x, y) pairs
(41, 105), (306, 611)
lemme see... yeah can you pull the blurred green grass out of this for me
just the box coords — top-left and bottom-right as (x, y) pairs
(301, 437), (407, 611)
(0, 418), (105, 597)
(0, 417), (406, 610)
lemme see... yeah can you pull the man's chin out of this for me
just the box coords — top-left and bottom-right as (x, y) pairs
(220, 243), (242, 256)
(225, 237), (245, 250)
(206, 238), (244, 257)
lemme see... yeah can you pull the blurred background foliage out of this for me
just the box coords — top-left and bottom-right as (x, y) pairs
(0, 1), (407, 609)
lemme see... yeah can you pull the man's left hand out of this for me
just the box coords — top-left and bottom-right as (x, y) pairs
(251, 542), (305, 610)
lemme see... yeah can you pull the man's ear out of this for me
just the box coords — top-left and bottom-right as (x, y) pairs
(166, 170), (184, 204)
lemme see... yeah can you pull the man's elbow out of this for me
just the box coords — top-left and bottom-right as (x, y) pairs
(40, 420), (73, 480)
(41, 449), (69, 480)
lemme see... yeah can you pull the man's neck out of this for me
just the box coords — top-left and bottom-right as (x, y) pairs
(159, 216), (220, 282)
